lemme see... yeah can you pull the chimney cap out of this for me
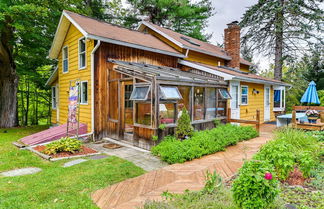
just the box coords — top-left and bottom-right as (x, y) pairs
(227, 21), (239, 26)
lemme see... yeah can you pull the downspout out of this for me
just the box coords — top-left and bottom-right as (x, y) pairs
(90, 40), (101, 138)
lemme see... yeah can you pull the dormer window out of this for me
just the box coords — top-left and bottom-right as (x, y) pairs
(79, 37), (86, 69)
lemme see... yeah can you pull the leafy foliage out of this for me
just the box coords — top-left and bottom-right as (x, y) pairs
(43, 137), (82, 155)
(306, 130), (324, 142)
(152, 124), (258, 164)
(232, 160), (279, 209)
(126, 0), (214, 41)
(175, 107), (194, 140)
(254, 128), (320, 180)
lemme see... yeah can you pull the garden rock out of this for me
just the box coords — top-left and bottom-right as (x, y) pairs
(63, 159), (88, 167)
(0, 167), (42, 177)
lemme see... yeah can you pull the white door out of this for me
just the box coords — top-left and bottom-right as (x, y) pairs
(230, 81), (240, 120)
(264, 86), (271, 121)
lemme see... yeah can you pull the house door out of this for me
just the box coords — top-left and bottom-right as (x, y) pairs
(230, 81), (240, 120)
(122, 82), (134, 134)
(264, 86), (271, 121)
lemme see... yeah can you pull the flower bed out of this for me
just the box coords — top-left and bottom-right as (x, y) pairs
(33, 145), (97, 158)
(151, 124), (259, 164)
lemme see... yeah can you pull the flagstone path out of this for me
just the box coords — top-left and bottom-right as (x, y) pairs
(0, 167), (42, 177)
(92, 124), (276, 209)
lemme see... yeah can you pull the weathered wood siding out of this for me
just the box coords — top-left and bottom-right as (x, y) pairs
(56, 24), (94, 131)
(94, 42), (178, 140)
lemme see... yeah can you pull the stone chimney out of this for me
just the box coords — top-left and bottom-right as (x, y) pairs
(224, 21), (240, 69)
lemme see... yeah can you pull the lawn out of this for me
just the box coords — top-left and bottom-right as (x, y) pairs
(0, 126), (145, 209)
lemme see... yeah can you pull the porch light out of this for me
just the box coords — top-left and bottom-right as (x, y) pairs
(252, 88), (259, 95)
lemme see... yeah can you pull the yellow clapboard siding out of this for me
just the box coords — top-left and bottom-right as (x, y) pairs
(56, 24), (94, 131)
(239, 82), (275, 122)
(185, 50), (225, 66)
(147, 29), (184, 52)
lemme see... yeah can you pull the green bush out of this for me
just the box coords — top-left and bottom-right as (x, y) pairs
(152, 124), (259, 164)
(43, 137), (82, 155)
(254, 128), (320, 180)
(232, 160), (280, 209)
(306, 130), (324, 142)
(176, 108), (194, 140)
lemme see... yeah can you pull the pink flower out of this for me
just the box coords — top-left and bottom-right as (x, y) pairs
(264, 172), (272, 180)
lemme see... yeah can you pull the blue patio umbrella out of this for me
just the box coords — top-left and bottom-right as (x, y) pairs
(300, 81), (320, 104)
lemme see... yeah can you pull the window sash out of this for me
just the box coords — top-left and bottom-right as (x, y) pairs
(62, 46), (68, 73)
(80, 81), (88, 104)
(241, 86), (248, 105)
(218, 89), (231, 99)
(130, 86), (151, 101)
(79, 38), (86, 68)
(160, 86), (182, 100)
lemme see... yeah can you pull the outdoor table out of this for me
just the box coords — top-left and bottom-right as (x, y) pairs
(276, 113), (308, 127)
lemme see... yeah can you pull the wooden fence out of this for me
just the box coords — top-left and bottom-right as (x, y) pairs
(227, 108), (261, 133)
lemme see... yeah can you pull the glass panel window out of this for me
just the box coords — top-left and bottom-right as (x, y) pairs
(79, 38), (86, 69)
(159, 103), (176, 124)
(206, 88), (217, 119)
(160, 86), (182, 100)
(241, 86), (248, 105)
(274, 90), (281, 108)
(178, 86), (191, 119)
(217, 88), (227, 116)
(194, 87), (204, 120)
(52, 86), (57, 109)
(130, 86), (150, 100)
(62, 46), (68, 73)
(80, 81), (88, 104)
(219, 89), (231, 99)
(136, 103), (151, 125)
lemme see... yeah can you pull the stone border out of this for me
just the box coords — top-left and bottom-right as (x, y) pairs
(25, 146), (101, 161)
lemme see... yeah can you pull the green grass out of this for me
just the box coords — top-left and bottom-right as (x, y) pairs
(0, 126), (145, 209)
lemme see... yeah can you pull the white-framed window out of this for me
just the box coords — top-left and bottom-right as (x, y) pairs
(52, 86), (57, 109)
(273, 86), (285, 111)
(62, 46), (68, 73)
(78, 37), (86, 69)
(241, 86), (248, 105)
(80, 81), (88, 104)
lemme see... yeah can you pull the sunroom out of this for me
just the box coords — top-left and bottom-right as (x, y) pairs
(108, 59), (230, 149)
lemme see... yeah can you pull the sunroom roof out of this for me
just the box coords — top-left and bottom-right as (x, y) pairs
(108, 59), (227, 86)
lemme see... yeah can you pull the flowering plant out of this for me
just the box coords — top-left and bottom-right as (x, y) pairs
(264, 172), (273, 180)
(305, 109), (319, 117)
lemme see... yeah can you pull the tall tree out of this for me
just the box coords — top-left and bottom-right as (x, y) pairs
(240, 0), (323, 81)
(125, 0), (214, 41)
(0, 0), (108, 127)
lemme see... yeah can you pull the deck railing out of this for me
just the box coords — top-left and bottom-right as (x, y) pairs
(227, 108), (261, 133)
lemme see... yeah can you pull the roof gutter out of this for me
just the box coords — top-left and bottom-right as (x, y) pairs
(232, 76), (291, 87)
(90, 40), (101, 136)
(45, 67), (58, 86)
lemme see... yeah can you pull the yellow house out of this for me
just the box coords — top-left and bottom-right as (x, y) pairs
(46, 11), (289, 149)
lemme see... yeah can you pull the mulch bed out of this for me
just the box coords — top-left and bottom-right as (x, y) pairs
(33, 145), (97, 158)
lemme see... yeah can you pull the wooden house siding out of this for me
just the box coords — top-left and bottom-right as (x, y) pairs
(147, 29), (184, 52)
(239, 82), (275, 122)
(56, 24), (94, 131)
(240, 64), (250, 73)
(94, 42), (179, 140)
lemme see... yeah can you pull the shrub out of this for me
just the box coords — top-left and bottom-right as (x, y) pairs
(297, 151), (317, 178)
(43, 137), (82, 155)
(232, 160), (279, 209)
(176, 108), (194, 140)
(306, 130), (324, 142)
(152, 124), (259, 164)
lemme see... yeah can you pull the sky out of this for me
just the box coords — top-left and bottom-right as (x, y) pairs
(205, 0), (270, 71)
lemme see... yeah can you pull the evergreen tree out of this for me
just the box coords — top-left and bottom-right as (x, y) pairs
(125, 0), (214, 41)
(240, 0), (323, 81)
(176, 108), (194, 140)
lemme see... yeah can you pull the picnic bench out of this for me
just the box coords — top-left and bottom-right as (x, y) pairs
(291, 106), (324, 131)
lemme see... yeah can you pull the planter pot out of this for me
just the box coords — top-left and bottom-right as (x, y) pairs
(307, 116), (318, 124)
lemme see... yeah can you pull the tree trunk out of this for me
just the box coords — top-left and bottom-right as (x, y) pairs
(274, 0), (284, 81)
(0, 22), (18, 128)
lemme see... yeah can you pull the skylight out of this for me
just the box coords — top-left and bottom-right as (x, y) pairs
(180, 36), (200, 47)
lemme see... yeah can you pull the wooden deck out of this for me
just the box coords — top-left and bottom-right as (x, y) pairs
(92, 124), (276, 209)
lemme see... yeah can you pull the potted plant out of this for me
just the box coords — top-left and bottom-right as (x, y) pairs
(305, 109), (319, 124)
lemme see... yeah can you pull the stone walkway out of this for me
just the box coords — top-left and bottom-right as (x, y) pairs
(91, 124), (276, 209)
(88, 140), (167, 172)
(0, 167), (42, 177)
